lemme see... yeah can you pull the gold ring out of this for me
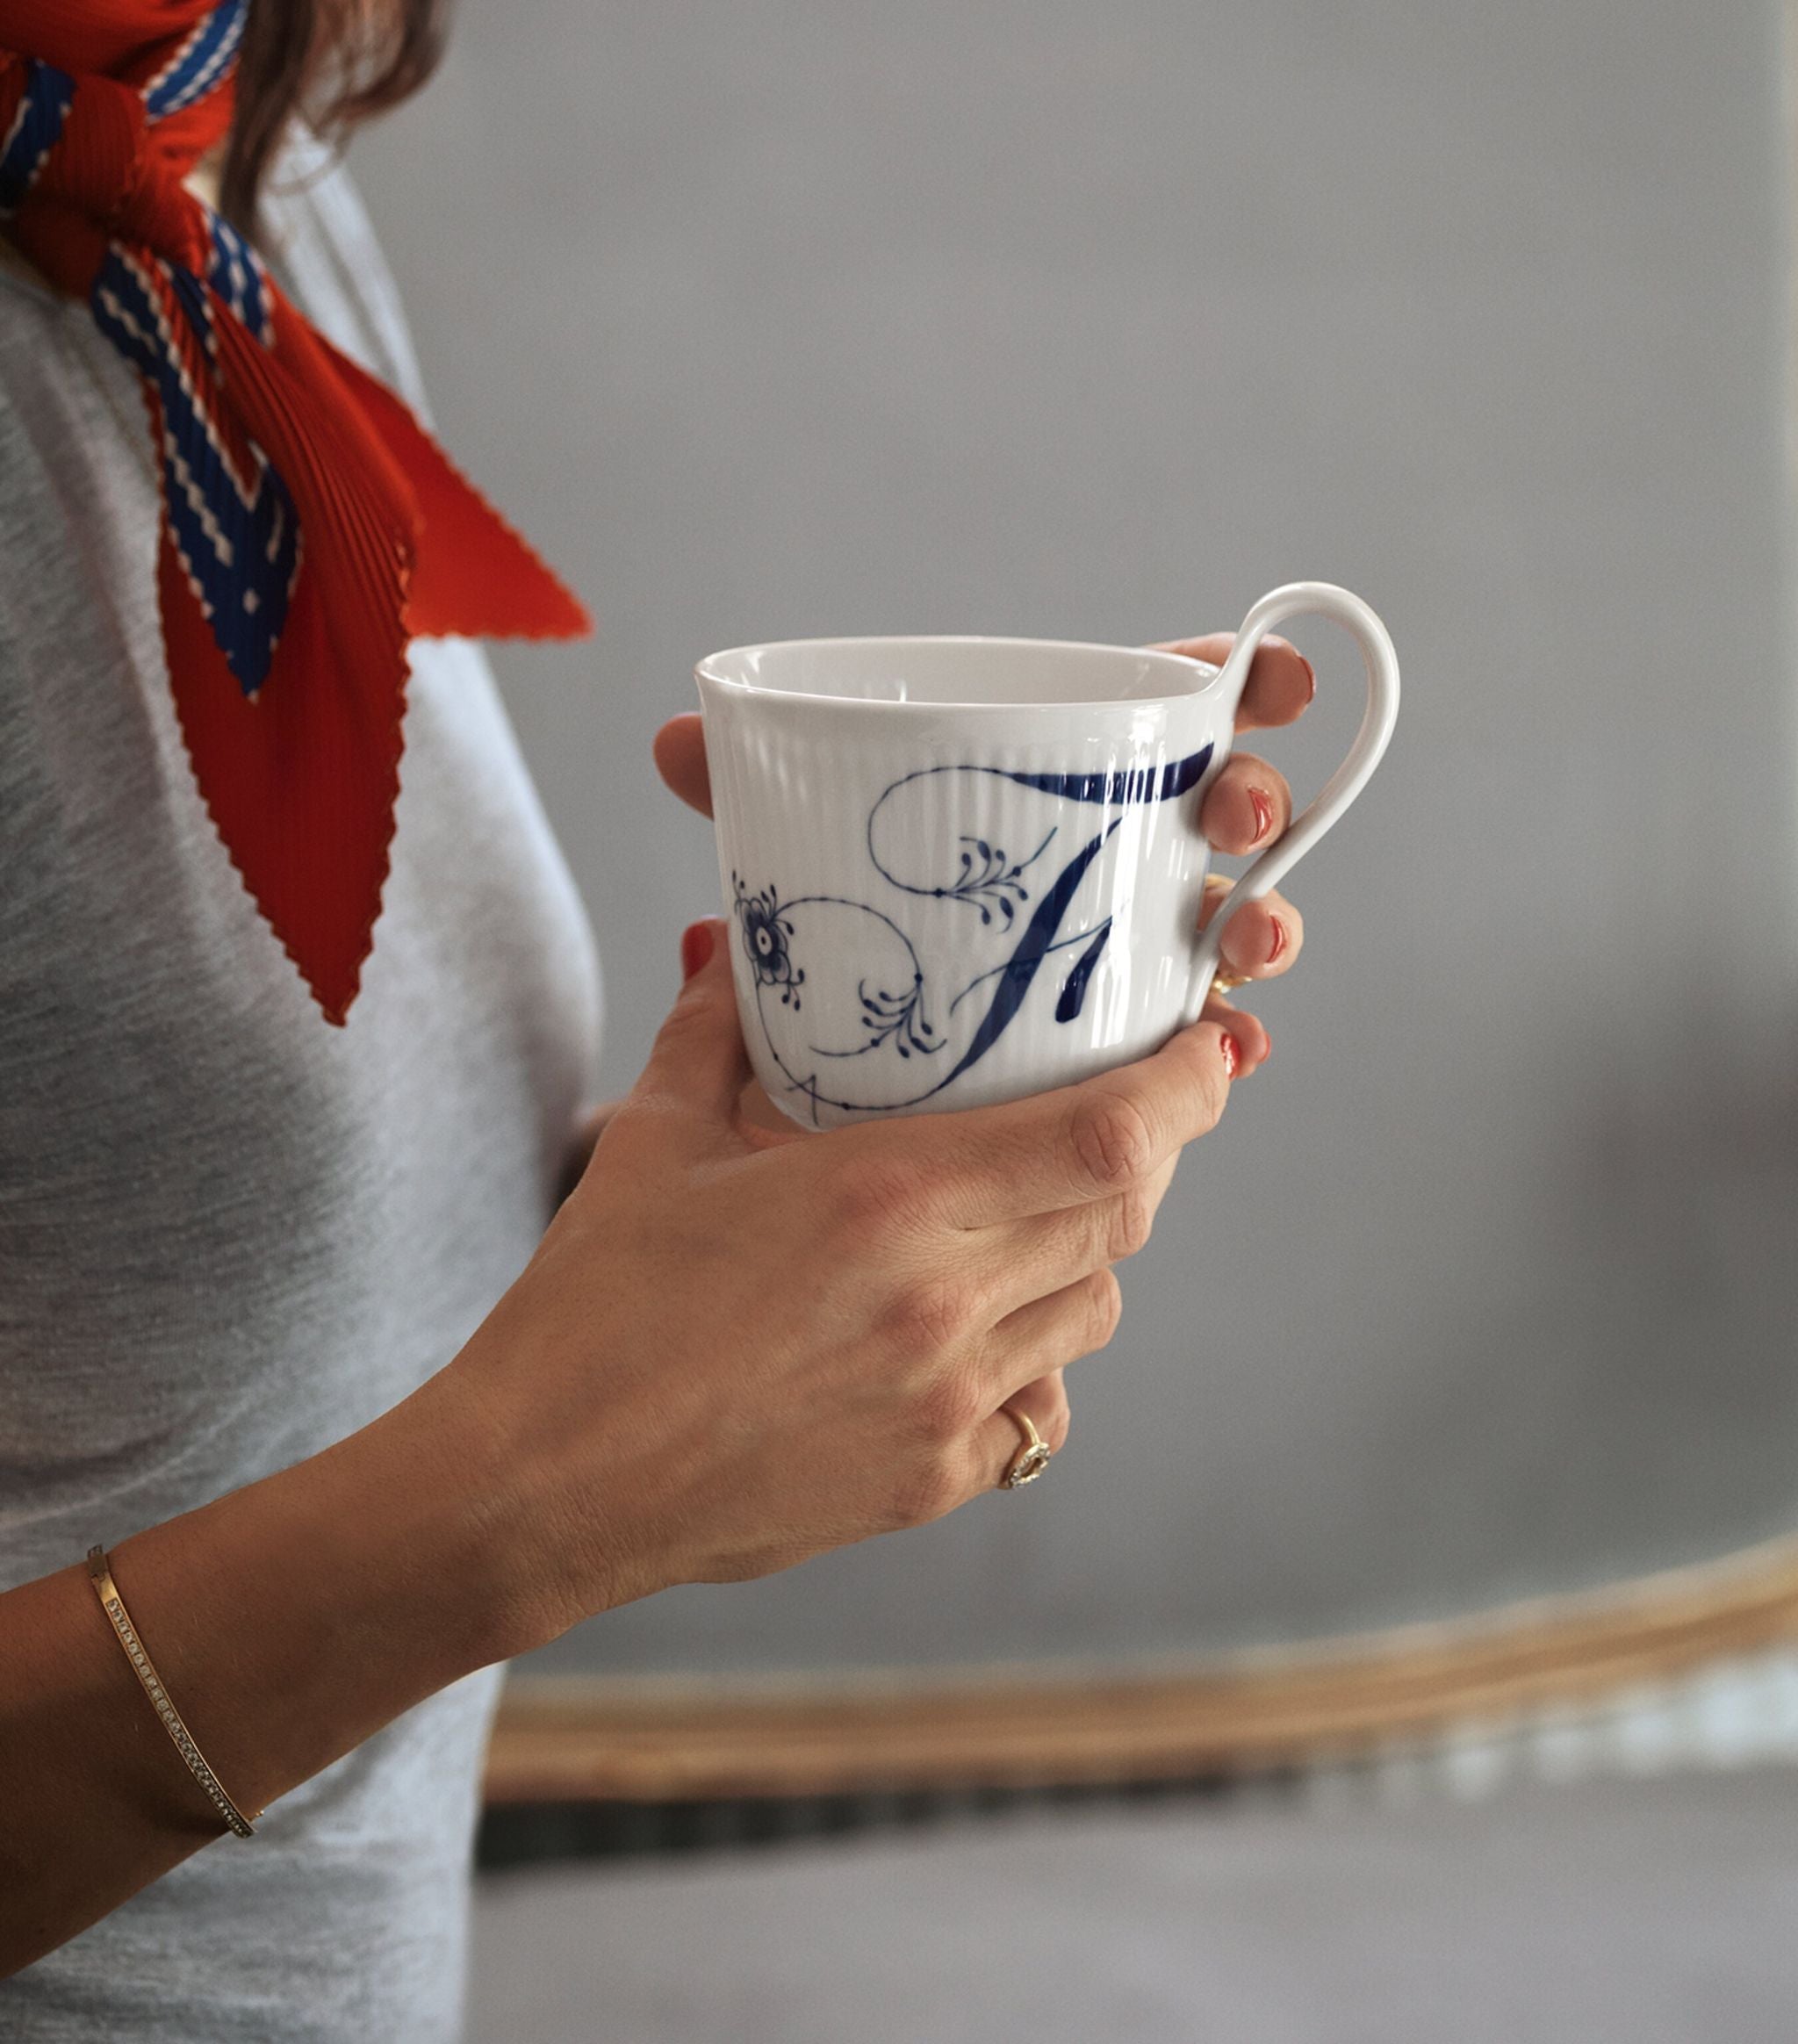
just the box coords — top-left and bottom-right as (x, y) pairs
(1212, 967), (1252, 993)
(1001, 1407), (1052, 1489)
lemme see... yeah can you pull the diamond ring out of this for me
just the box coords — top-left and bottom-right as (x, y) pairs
(1001, 1407), (1052, 1489)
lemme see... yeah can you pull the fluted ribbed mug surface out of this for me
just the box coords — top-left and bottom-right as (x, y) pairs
(696, 583), (1399, 1129)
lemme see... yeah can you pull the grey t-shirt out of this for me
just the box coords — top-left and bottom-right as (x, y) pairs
(0, 152), (603, 2038)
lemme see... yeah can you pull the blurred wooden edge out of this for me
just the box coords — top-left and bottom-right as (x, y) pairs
(483, 1533), (1798, 1803)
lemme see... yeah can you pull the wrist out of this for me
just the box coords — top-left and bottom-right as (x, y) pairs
(93, 1371), (549, 1826)
(416, 1290), (693, 1656)
(370, 1364), (565, 1669)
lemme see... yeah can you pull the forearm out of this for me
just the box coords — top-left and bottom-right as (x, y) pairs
(0, 1369), (533, 1976)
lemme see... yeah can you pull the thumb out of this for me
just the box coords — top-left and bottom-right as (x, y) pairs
(651, 713), (714, 818)
(636, 918), (752, 1126)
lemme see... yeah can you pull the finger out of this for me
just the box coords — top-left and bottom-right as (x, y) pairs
(1012, 1366), (1072, 1451)
(1152, 632), (1315, 733)
(630, 918), (752, 1131)
(895, 1019), (1233, 1227)
(1198, 752), (1292, 856)
(1196, 990), (1270, 1075)
(982, 1266), (1120, 1409)
(652, 713), (714, 818)
(974, 1368), (1073, 1493)
(977, 1153), (1177, 1315)
(1199, 874), (1305, 983)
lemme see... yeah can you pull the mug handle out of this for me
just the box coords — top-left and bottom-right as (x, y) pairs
(1185, 580), (1401, 1022)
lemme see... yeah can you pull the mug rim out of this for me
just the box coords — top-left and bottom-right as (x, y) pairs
(694, 633), (1223, 712)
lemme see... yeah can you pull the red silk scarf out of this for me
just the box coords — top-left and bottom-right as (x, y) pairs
(0, 1), (590, 1021)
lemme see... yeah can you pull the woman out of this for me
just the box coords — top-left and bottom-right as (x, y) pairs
(0, 1), (1313, 2034)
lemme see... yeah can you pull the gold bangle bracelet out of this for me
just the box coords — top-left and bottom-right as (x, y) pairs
(85, 1545), (259, 1839)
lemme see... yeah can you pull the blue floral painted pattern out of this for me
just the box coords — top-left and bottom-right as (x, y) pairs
(732, 876), (805, 1007)
(732, 745), (1212, 1121)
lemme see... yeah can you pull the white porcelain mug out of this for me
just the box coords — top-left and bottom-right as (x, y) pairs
(695, 581), (1399, 1129)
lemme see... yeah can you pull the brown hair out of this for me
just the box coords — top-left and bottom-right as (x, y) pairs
(221, 0), (450, 237)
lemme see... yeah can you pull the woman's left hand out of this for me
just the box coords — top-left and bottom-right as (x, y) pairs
(648, 627), (1316, 1077)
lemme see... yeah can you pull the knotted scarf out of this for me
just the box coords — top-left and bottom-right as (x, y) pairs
(0, 1), (591, 1021)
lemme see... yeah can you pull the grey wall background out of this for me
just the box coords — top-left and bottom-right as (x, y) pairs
(349, 0), (1798, 1677)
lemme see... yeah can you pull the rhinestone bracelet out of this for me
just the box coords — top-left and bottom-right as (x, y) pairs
(86, 1545), (259, 1839)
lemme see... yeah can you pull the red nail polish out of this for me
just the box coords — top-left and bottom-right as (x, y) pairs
(1221, 1033), (1241, 1079)
(680, 921), (715, 982)
(1248, 786), (1275, 844)
(1302, 656), (1318, 703)
(1266, 915), (1287, 965)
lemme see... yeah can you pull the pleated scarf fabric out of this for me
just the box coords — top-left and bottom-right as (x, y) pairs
(0, 0), (591, 1021)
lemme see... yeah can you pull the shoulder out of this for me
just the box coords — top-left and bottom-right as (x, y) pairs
(0, 270), (137, 477)
(0, 277), (161, 669)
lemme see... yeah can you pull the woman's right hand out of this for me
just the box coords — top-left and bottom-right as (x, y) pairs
(11, 899), (1241, 1972)
(442, 915), (1238, 1654)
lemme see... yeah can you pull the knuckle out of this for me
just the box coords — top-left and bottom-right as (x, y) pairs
(1069, 1088), (1159, 1191)
(1106, 1184), (1156, 1262)
(834, 1155), (932, 1242)
(1085, 1268), (1124, 1349)
(911, 1360), (984, 1446)
(891, 1450), (965, 1529)
(888, 1276), (976, 1356)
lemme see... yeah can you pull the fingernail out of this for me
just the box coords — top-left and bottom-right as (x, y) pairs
(1266, 915), (1287, 965)
(1221, 1033), (1241, 1079)
(680, 920), (715, 982)
(1248, 786), (1275, 844)
(1301, 656), (1318, 703)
